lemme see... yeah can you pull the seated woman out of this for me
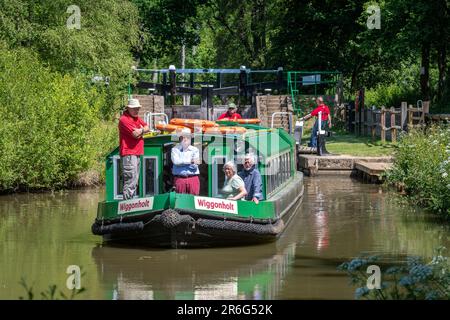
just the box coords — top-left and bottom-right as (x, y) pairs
(221, 161), (247, 200)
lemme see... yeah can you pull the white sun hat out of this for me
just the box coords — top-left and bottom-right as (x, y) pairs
(127, 98), (142, 108)
(176, 127), (192, 137)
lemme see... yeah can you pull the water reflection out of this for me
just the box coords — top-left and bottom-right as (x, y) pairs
(91, 243), (297, 300)
(314, 210), (329, 252)
(0, 188), (104, 300)
(308, 183), (330, 252)
(300, 176), (450, 259)
(0, 177), (449, 299)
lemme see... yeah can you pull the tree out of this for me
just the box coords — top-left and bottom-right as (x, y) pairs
(379, 0), (450, 102)
(132, 0), (206, 68)
(0, 0), (141, 116)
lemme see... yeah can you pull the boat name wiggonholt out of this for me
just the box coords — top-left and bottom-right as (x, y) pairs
(118, 197), (154, 214)
(195, 196), (237, 214)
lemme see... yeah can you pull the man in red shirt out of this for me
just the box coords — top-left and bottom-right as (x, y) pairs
(119, 98), (149, 199)
(217, 103), (242, 120)
(300, 97), (332, 148)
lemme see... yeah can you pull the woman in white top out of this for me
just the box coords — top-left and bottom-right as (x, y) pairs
(221, 161), (247, 200)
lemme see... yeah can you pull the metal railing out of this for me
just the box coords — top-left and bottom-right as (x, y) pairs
(144, 112), (169, 131)
(271, 112), (294, 134)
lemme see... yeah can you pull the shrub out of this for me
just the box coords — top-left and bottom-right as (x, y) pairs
(365, 82), (422, 108)
(364, 62), (423, 108)
(386, 125), (450, 217)
(0, 45), (116, 191)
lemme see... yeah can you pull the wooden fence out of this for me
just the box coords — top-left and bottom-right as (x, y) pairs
(353, 101), (429, 143)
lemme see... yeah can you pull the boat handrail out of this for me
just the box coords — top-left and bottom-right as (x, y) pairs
(145, 112), (169, 131)
(271, 112), (293, 134)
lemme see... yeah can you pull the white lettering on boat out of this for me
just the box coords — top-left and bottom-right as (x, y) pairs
(118, 197), (154, 214)
(194, 196), (237, 214)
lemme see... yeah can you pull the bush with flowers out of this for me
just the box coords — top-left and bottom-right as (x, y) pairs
(386, 125), (450, 217)
(338, 248), (450, 300)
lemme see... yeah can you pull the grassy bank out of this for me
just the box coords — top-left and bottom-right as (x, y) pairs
(301, 125), (396, 156)
(386, 126), (450, 217)
(326, 133), (396, 156)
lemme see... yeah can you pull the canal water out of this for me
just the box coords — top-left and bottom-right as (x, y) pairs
(0, 176), (449, 300)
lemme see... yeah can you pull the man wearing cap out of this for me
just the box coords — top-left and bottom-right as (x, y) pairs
(217, 103), (242, 120)
(119, 98), (150, 199)
(171, 128), (201, 195)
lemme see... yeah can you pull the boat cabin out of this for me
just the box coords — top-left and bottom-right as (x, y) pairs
(104, 124), (297, 202)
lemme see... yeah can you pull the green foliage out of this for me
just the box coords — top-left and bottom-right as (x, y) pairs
(364, 62), (440, 108)
(0, 0), (138, 191)
(269, 0), (366, 71)
(365, 83), (421, 108)
(0, 0), (141, 116)
(132, 0), (205, 66)
(338, 248), (450, 300)
(386, 126), (450, 216)
(1, 0), (450, 192)
(0, 45), (116, 191)
(0, 0), (140, 72)
(129, 0), (450, 112)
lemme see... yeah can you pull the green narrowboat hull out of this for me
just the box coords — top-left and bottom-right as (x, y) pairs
(92, 172), (304, 248)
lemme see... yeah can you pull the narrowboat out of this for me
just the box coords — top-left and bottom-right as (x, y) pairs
(91, 120), (304, 248)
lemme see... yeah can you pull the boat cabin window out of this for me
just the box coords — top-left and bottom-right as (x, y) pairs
(163, 143), (175, 193)
(113, 155), (139, 200)
(266, 151), (291, 197)
(211, 156), (226, 197)
(113, 156), (123, 199)
(143, 156), (159, 196)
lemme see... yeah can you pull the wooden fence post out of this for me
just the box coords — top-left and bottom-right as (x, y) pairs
(364, 108), (368, 135)
(390, 107), (396, 143)
(371, 109), (376, 141)
(380, 107), (386, 143)
(360, 108), (366, 136)
(201, 85), (208, 120)
(401, 102), (407, 131)
(408, 104), (413, 129)
(423, 101), (430, 124)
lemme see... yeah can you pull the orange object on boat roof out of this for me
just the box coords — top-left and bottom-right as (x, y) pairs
(204, 126), (247, 134)
(236, 118), (261, 124)
(217, 118), (261, 124)
(170, 118), (218, 129)
(156, 123), (192, 133)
